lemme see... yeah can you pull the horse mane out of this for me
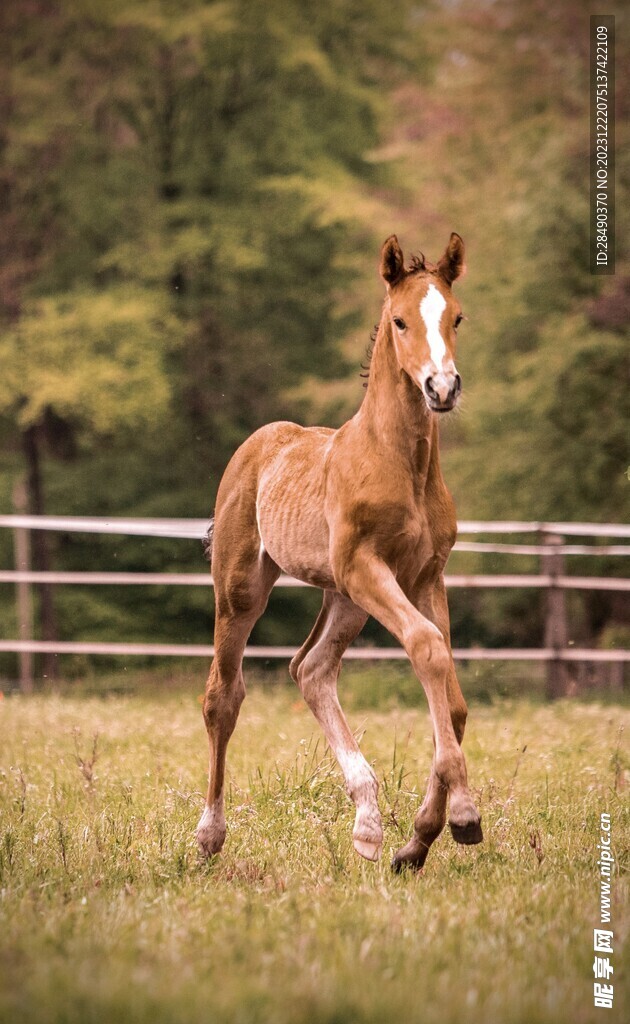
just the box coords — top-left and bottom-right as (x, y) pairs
(407, 252), (438, 275)
(360, 325), (379, 387)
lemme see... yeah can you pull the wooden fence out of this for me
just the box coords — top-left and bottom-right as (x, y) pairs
(1, 515), (628, 697)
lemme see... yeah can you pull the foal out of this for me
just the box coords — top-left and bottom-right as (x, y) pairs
(197, 233), (483, 871)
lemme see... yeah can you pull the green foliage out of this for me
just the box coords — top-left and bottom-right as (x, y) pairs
(1, 0), (414, 454)
(404, 0), (630, 529)
(0, 288), (178, 434)
(448, 314), (628, 522)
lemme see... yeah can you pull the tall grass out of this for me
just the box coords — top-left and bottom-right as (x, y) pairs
(0, 684), (627, 1024)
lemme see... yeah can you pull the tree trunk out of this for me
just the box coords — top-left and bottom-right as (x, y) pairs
(22, 424), (58, 681)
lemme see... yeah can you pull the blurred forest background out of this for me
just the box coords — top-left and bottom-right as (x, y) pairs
(0, 0), (628, 680)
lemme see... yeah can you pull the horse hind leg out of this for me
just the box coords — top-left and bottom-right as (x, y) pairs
(196, 645), (243, 857)
(290, 592), (381, 861)
(197, 538), (279, 858)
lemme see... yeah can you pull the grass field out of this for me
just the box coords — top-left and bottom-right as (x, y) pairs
(0, 673), (628, 1024)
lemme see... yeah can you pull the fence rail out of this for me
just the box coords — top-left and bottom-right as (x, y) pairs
(1, 640), (629, 662)
(0, 570), (629, 592)
(1, 515), (628, 696)
(2, 514), (630, 540)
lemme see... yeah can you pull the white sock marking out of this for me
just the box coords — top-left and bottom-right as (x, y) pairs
(337, 749), (377, 795)
(198, 798), (225, 831)
(420, 284), (447, 371)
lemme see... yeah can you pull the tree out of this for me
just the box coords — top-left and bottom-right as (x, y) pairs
(0, 0), (421, 672)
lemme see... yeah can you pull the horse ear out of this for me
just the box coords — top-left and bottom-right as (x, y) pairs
(437, 233), (465, 284)
(380, 235), (405, 286)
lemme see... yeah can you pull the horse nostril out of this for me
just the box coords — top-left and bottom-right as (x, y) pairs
(425, 377), (439, 401)
(424, 374), (460, 407)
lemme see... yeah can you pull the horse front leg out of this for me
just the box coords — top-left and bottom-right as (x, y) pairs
(391, 660), (474, 870)
(392, 578), (480, 870)
(338, 552), (482, 871)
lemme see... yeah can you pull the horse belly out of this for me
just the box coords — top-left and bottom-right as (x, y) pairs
(256, 445), (335, 589)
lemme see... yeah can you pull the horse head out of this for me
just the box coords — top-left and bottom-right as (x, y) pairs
(380, 233), (466, 413)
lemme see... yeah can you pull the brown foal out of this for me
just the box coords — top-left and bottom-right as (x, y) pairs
(197, 232), (483, 871)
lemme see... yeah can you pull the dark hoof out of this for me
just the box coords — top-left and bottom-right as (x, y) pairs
(391, 855), (424, 875)
(449, 818), (484, 845)
(390, 838), (430, 874)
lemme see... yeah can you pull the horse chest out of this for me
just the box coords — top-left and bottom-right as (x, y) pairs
(394, 515), (450, 587)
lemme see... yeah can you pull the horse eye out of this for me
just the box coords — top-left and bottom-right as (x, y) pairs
(454, 314), (463, 329)
(393, 316), (407, 331)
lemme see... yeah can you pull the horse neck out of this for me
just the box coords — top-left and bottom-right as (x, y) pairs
(356, 312), (439, 481)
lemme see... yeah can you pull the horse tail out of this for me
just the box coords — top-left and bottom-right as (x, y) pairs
(202, 517), (214, 563)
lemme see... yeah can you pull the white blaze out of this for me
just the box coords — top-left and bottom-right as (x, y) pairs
(420, 284), (447, 371)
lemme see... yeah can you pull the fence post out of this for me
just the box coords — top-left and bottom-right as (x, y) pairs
(542, 532), (570, 699)
(12, 480), (34, 694)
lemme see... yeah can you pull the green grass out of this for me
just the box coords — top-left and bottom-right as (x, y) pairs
(0, 682), (628, 1024)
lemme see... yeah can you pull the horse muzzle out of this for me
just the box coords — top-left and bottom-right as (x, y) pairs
(422, 371), (462, 412)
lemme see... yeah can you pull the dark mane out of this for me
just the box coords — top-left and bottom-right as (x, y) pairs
(407, 252), (438, 275)
(407, 253), (426, 274)
(360, 324), (379, 387)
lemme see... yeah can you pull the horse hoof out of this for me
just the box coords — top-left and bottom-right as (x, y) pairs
(390, 836), (430, 873)
(196, 805), (226, 857)
(449, 818), (483, 845)
(353, 838), (382, 861)
(391, 854), (422, 875)
(197, 832), (225, 858)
